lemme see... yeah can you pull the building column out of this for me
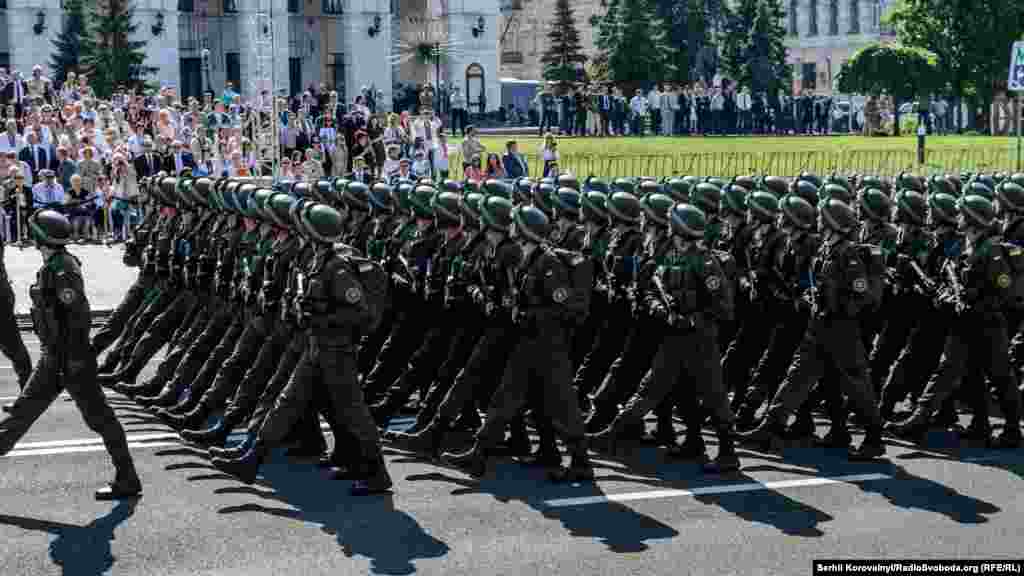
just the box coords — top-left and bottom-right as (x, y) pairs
(136, 0), (181, 92)
(445, 0), (499, 115)
(9, 0), (61, 78)
(342, 0), (392, 112)
(237, 0), (290, 98)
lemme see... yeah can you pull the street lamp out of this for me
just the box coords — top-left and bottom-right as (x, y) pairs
(201, 48), (211, 94)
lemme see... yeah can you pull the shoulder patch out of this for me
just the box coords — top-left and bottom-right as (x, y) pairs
(552, 287), (569, 303)
(705, 276), (721, 291)
(545, 268), (554, 278)
(1010, 248), (1023, 257)
(852, 278), (867, 293)
(59, 288), (77, 305)
(345, 286), (363, 303)
(997, 274), (1012, 289)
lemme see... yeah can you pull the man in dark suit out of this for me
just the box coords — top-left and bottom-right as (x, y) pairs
(598, 86), (612, 137)
(133, 137), (162, 180)
(163, 141), (196, 176)
(502, 140), (528, 179)
(18, 131), (57, 178)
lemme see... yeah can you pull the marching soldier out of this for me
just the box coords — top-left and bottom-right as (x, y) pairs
(0, 209), (142, 500)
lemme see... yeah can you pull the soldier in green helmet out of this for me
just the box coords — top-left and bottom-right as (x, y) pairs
(0, 209), (142, 500)
(214, 202), (394, 495)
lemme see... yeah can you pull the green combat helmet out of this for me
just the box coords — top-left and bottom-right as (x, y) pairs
(29, 209), (72, 246)
(860, 188), (893, 222)
(966, 181), (994, 202)
(820, 199), (859, 234)
(929, 175), (955, 197)
(1010, 173), (1024, 189)
(780, 194), (817, 230)
(462, 192), (485, 228)
(533, 183), (556, 218)
(393, 181), (415, 215)
(252, 188), (276, 221)
(665, 178), (690, 203)
(928, 192), (959, 226)
(442, 179), (462, 194)
(481, 196), (514, 233)
(791, 180), (819, 207)
(821, 182), (854, 204)
(762, 175), (789, 198)
(996, 181), (1024, 215)
(612, 178), (636, 195)
(607, 191), (642, 225)
(409, 185), (436, 220)
(584, 177), (610, 195)
(300, 202), (346, 244)
(721, 184), (748, 218)
(513, 178), (533, 203)
(640, 193), (674, 228)
(959, 194), (996, 229)
(344, 181), (371, 213)
(463, 180), (482, 196)
(511, 204), (551, 244)
(483, 178), (511, 200)
(669, 203), (706, 239)
(748, 190), (780, 224)
(638, 179), (662, 199)
(552, 187), (581, 221)
(369, 183), (395, 215)
(691, 182), (721, 216)
(894, 190), (928, 226)
(266, 192), (297, 228)
(432, 191), (462, 228)
(734, 174), (757, 192)
(557, 173), (580, 191)
(581, 191), (611, 226)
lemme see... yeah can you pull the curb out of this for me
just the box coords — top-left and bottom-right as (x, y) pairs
(15, 310), (113, 332)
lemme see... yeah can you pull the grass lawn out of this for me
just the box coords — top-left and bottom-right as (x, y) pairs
(459, 135), (1019, 155)
(441, 134), (1023, 178)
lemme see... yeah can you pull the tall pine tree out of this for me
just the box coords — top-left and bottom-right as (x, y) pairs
(596, 0), (672, 90)
(81, 0), (157, 98)
(50, 0), (91, 87)
(540, 0), (588, 88)
(748, 0), (792, 95)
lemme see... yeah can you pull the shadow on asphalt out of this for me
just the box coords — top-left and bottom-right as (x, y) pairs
(403, 457), (680, 554)
(211, 465), (450, 576)
(0, 500), (138, 576)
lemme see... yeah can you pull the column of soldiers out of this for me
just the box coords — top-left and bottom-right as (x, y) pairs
(91, 168), (1024, 497)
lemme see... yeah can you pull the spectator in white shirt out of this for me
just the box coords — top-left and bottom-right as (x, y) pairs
(647, 86), (662, 135)
(0, 120), (24, 155)
(32, 169), (64, 208)
(629, 90), (647, 136)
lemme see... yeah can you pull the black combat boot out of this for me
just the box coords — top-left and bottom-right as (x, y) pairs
(959, 419), (992, 448)
(585, 413), (638, 457)
(816, 424), (852, 448)
(735, 402), (760, 432)
(208, 434), (254, 460)
(521, 420), (561, 468)
(95, 463), (143, 501)
(848, 427), (886, 461)
(137, 381), (186, 409)
(164, 403), (212, 431)
(645, 403), (676, 446)
(387, 417), (452, 459)
(737, 413), (787, 452)
(442, 439), (490, 478)
(181, 411), (242, 447)
(703, 424), (741, 474)
(350, 454), (394, 496)
(785, 409), (817, 444)
(885, 406), (930, 444)
(498, 415), (532, 458)
(667, 426), (707, 461)
(158, 391), (203, 419)
(548, 438), (594, 483)
(211, 441), (267, 484)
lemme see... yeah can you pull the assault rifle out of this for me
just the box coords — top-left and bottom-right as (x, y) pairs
(652, 270), (695, 330)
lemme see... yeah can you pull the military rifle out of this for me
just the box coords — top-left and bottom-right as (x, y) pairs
(293, 272), (310, 328)
(652, 269), (695, 329)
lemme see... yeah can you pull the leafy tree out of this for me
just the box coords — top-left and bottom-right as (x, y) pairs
(836, 43), (941, 135)
(595, 0), (672, 91)
(888, 0), (1024, 132)
(540, 0), (588, 90)
(50, 0), (91, 88)
(748, 0), (792, 95)
(720, 0), (757, 87)
(81, 0), (157, 98)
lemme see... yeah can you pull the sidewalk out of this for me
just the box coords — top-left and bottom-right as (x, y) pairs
(5, 243), (134, 316)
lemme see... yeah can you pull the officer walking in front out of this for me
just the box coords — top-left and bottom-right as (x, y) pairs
(0, 221), (33, 412)
(0, 209), (142, 500)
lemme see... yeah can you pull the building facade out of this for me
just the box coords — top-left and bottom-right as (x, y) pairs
(496, 0), (601, 81)
(784, 0), (896, 94)
(0, 0), (501, 112)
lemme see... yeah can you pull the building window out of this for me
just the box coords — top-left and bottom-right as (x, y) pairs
(179, 58), (202, 99)
(288, 0), (300, 13)
(788, 0), (798, 36)
(849, 0), (860, 33)
(808, 0), (818, 36)
(466, 63), (485, 114)
(289, 57), (302, 97)
(802, 62), (817, 90)
(327, 53), (346, 102)
(0, 0), (7, 8)
(226, 52), (241, 93)
(178, 0), (194, 12)
(0, 53), (10, 72)
(223, 0), (237, 13)
(829, 0), (838, 35)
(322, 0), (343, 14)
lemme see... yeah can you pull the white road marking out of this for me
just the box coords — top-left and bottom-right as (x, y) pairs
(543, 473), (892, 507)
(2, 417), (416, 458)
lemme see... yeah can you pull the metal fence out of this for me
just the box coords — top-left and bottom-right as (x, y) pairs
(447, 147), (1021, 180)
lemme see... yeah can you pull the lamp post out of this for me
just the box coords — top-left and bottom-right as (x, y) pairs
(201, 48), (211, 94)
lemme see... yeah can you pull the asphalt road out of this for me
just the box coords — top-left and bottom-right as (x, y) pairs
(2, 249), (1023, 575)
(0, 331), (1022, 576)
